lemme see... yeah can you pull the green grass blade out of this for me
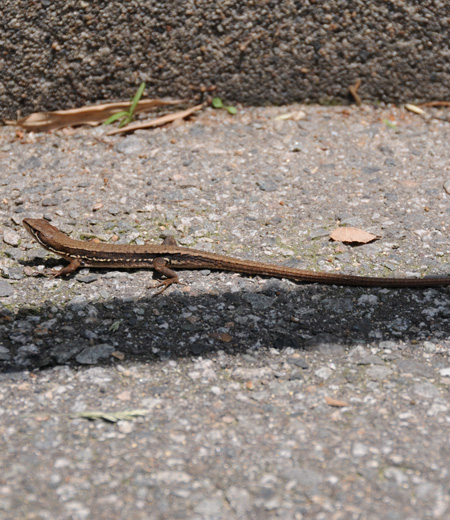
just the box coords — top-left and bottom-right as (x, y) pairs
(118, 115), (132, 128)
(103, 111), (129, 125)
(129, 82), (146, 118)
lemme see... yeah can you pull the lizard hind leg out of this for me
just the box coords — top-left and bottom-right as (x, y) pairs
(48, 258), (82, 279)
(150, 256), (186, 295)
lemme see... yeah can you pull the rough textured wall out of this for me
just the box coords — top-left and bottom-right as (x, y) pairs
(1, 0), (450, 118)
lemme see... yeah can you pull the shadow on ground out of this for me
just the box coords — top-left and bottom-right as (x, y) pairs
(2, 276), (450, 373)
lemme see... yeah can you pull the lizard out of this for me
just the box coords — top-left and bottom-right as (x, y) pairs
(23, 218), (450, 294)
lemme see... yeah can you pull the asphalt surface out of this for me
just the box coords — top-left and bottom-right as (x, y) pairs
(1, 104), (450, 519)
(2, 1), (450, 119)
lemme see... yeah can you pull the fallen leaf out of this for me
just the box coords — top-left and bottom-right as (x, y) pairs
(405, 104), (427, 116)
(330, 227), (380, 244)
(106, 103), (205, 135)
(274, 111), (306, 121)
(325, 396), (349, 407)
(17, 98), (184, 132)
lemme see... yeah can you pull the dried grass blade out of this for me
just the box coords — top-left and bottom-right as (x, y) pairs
(17, 98), (184, 132)
(106, 104), (205, 136)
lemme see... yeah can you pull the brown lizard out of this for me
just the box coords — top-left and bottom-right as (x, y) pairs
(23, 218), (450, 293)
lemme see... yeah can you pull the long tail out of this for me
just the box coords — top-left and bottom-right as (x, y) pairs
(205, 255), (450, 288)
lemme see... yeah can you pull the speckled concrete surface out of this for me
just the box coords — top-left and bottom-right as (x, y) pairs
(1, 104), (450, 518)
(2, 0), (450, 119)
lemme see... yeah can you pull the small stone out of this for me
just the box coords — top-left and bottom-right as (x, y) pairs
(117, 421), (134, 434)
(389, 318), (410, 332)
(309, 228), (330, 239)
(366, 365), (392, 380)
(75, 344), (114, 365)
(15, 344), (40, 365)
(289, 372), (304, 381)
(379, 340), (397, 350)
(439, 367), (450, 377)
(115, 136), (143, 155)
(225, 486), (252, 516)
(194, 497), (224, 516)
(50, 344), (82, 364)
(396, 359), (434, 377)
(256, 180), (278, 192)
(357, 354), (384, 366)
(42, 197), (59, 207)
(413, 382), (440, 399)
(347, 345), (368, 363)
(315, 367), (333, 380)
(19, 156), (41, 170)
(76, 274), (99, 283)
(0, 280), (13, 297)
(385, 467), (408, 485)
(0, 346), (11, 361)
(4, 267), (25, 280)
(423, 341), (436, 354)
(108, 206), (120, 215)
(444, 179), (450, 195)
(427, 402), (448, 416)
(116, 390), (131, 401)
(242, 293), (276, 310)
(352, 442), (369, 457)
(357, 294), (378, 306)
(2, 228), (20, 246)
(287, 357), (309, 369)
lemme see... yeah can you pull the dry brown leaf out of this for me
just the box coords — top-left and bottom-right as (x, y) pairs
(419, 101), (450, 107)
(106, 103), (205, 135)
(325, 396), (349, 407)
(16, 98), (184, 132)
(330, 227), (380, 244)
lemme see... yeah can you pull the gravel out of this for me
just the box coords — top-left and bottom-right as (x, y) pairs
(1, 104), (450, 518)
